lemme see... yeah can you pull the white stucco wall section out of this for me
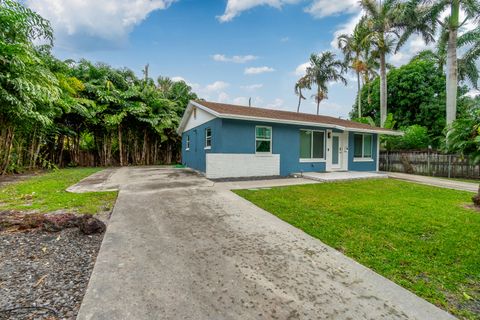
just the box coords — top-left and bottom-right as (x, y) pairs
(206, 154), (280, 179)
(184, 107), (216, 132)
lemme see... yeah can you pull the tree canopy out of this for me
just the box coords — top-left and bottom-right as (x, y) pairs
(351, 53), (473, 146)
(0, 1), (198, 173)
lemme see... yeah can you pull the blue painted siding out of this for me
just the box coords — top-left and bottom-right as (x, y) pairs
(181, 118), (379, 176)
(347, 132), (378, 171)
(217, 119), (327, 176)
(181, 118), (222, 172)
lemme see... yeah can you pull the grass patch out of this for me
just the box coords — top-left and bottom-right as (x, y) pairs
(235, 179), (480, 319)
(0, 168), (117, 214)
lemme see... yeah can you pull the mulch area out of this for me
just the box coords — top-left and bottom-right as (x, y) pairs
(0, 212), (106, 320)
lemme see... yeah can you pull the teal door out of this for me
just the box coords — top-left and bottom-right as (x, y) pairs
(332, 136), (339, 165)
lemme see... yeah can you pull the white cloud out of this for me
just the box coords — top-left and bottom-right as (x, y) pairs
(26, 0), (176, 45)
(212, 54), (258, 63)
(171, 76), (186, 82)
(330, 12), (363, 49)
(294, 62), (310, 76)
(267, 98), (284, 109)
(219, 0), (360, 22)
(280, 36), (290, 42)
(305, 0), (358, 18)
(218, 0), (301, 22)
(241, 84), (264, 91)
(245, 66), (275, 75)
(205, 81), (230, 92)
(232, 97), (250, 105)
(217, 92), (230, 103)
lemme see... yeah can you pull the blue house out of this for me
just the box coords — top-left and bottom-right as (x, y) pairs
(177, 100), (401, 179)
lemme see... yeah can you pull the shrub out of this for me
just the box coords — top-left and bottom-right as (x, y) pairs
(384, 125), (431, 150)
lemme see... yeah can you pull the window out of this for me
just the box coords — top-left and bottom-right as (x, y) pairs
(186, 135), (190, 150)
(205, 128), (212, 149)
(354, 134), (373, 159)
(255, 126), (272, 153)
(300, 130), (325, 160)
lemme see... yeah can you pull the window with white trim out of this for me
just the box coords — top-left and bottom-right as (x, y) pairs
(255, 126), (272, 153)
(354, 134), (373, 159)
(205, 128), (212, 149)
(299, 130), (325, 160)
(186, 135), (190, 150)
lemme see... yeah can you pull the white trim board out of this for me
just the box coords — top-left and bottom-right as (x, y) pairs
(178, 101), (403, 136)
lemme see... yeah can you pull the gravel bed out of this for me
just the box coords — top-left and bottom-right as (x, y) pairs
(0, 228), (104, 320)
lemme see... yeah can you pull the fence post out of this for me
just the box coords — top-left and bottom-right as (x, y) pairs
(427, 146), (431, 176)
(448, 155), (452, 178)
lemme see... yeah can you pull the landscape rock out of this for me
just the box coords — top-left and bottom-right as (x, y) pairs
(0, 228), (104, 320)
(77, 215), (106, 235)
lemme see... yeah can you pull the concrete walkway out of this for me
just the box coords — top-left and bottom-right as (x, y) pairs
(387, 172), (478, 192)
(74, 167), (455, 320)
(298, 171), (387, 182)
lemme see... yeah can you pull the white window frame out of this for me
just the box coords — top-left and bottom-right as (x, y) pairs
(299, 129), (326, 162)
(205, 127), (212, 150)
(186, 135), (190, 151)
(353, 133), (374, 162)
(255, 126), (272, 154)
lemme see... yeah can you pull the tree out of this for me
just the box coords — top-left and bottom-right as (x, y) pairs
(444, 105), (480, 206)
(294, 75), (311, 112)
(360, 0), (434, 127)
(353, 54), (470, 145)
(418, 0), (480, 124)
(0, 0), (59, 173)
(338, 16), (370, 117)
(306, 51), (347, 115)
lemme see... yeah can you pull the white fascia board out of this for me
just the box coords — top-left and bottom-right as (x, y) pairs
(176, 101), (221, 135)
(351, 128), (404, 136)
(181, 101), (403, 136)
(217, 113), (347, 131)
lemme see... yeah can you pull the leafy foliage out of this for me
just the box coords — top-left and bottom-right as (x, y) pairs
(444, 105), (480, 164)
(0, 1), (198, 173)
(384, 125), (431, 150)
(352, 55), (471, 146)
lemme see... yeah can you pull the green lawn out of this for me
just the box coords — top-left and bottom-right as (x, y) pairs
(0, 168), (117, 214)
(235, 179), (479, 319)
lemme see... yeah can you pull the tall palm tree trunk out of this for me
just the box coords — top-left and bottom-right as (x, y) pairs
(446, 1), (459, 125)
(316, 88), (320, 115)
(297, 92), (302, 113)
(379, 51), (387, 127)
(356, 70), (362, 117)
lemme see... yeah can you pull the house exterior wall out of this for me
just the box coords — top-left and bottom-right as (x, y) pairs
(181, 117), (379, 177)
(347, 131), (378, 171)
(206, 154), (280, 178)
(181, 118), (222, 173)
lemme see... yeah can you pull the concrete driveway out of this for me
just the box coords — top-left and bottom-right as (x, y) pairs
(75, 167), (454, 320)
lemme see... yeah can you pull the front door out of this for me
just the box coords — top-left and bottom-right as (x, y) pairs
(331, 133), (344, 171)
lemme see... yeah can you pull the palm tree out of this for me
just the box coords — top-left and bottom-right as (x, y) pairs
(338, 16), (370, 118)
(306, 51), (347, 115)
(294, 75), (311, 112)
(410, 0), (479, 125)
(360, 0), (434, 127)
(312, 89), (328, 111)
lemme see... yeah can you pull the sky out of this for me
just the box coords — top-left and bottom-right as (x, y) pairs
(25, 0), (479, 119)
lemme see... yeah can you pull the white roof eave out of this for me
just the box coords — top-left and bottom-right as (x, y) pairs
(177, 100), (403, 136)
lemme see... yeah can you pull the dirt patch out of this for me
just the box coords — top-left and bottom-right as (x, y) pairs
(0, 171), (42, 188)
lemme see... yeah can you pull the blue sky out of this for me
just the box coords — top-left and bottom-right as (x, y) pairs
(25, 0), (450, 118)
